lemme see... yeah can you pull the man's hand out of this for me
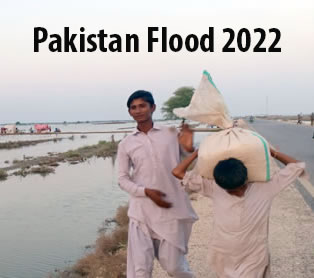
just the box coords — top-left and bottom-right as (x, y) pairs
(178, 123), (194, 152)
(144, 188), (172, 208)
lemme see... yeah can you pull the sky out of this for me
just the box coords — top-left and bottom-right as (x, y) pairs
(0, 0), (313, 123)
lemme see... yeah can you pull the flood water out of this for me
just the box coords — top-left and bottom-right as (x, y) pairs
(0, 156), (128, 278)
(0, 123), (134, 168)
(0, 121), (210, 278)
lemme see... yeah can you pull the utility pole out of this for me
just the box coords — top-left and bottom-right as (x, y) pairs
(266, 96), (269, 115)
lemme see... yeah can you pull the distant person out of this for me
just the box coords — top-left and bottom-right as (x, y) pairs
(117, 90), (197, 278)
(311, 112), (314, 126)
(29, 127), (34, 133)
(297, 113), (302, 124)
(172, 148), (306, 278)
(54, 128), (61, 133)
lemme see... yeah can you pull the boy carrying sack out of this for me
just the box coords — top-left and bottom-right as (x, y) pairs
(174, 70), (274, 183)
(172, 148), (306, 278)
(172, 71), (307, 277)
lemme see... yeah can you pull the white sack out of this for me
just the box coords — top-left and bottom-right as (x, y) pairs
(196, 127), (274, 182)
(173, 70), (233, 129)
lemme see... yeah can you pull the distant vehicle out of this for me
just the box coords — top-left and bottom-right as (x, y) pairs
(34, 124), (51, 133)
(3, 125), (17, 134)
(249, 116), (254, 123)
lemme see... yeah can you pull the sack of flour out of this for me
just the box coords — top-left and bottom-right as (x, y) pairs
(196, 127), (274, 181)
(173, 70), (233, 129)
(173, 70), (274, 182)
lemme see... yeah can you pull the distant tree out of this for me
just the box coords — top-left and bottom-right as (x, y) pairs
(15, 121), (21, 125)
(162, 87), (194, 120)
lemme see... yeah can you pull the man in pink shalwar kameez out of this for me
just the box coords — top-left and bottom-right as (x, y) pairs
(173, 148), (306, 278)
(117, 90), (198, 278)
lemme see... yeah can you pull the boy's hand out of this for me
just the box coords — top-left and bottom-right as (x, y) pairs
(178, 124), (194, 152)
(144, 188), (172, 208)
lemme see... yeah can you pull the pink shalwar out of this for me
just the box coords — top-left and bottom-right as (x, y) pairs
(117, 125), (198, 278)
(182, 162), (306, 278)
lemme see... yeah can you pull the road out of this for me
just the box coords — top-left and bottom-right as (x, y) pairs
(250, 119), (314, 211)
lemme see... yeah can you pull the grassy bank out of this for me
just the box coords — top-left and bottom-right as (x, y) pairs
(0, 138), (64, 149)
(50, 205), (129, 278)
(0, 140), (119, 180)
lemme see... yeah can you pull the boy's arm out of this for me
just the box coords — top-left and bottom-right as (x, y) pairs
(270, 147), (299, 165)
(264, 148), (305, 198)
(117, 143), (172, 208)
(172, 150), (198, 180)
(178, 123), (195, 153)
(173, 149), (214, 197)
(117, 143), (146, 197)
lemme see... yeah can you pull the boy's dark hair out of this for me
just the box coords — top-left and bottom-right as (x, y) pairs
(127, 90), (155, 108)
(213, 158), (248, 190)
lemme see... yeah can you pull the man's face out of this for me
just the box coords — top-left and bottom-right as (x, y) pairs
(128, 98), (156, 124)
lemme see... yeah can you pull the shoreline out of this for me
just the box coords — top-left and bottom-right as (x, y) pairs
(50, 205), (129, 278)
(0, 140), (118, 180)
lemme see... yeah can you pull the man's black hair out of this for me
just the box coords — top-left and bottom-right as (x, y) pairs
(127, 90), (155, 108)
(213, 158), (248, 190)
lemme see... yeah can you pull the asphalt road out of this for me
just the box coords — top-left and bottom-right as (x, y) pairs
(250, 119), (314, 211)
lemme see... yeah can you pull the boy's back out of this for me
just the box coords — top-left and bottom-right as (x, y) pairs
(183, 162), (305, 278)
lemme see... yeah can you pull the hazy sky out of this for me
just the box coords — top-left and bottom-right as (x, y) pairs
(1, 0), (313, 123)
